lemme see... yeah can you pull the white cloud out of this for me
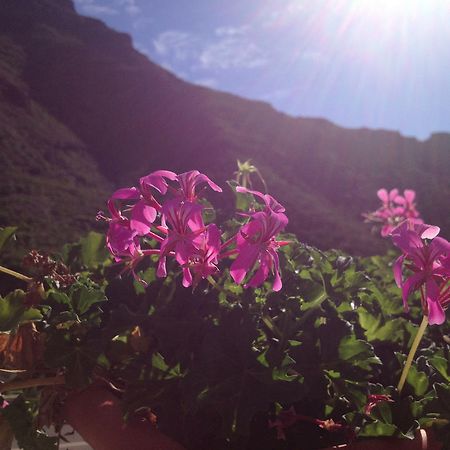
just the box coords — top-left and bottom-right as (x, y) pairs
(153, 31), (198, 61)
(152, 27), (268, 73)
(85, 5), (118, 15)
(75, 0), (142, 17)
(117, 0), (141, 16)
(74, 0), (118, 15)
(215, 25), (249, 37)
(200, 37), (268, 70)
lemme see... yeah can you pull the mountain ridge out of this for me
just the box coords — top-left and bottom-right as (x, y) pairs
(0, 0), (449, 258)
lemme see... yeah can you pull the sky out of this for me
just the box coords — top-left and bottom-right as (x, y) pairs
(73, 0), (450, 140)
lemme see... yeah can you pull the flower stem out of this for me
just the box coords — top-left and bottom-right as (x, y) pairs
(0, 375), (65, 393)
(397, 315), (428, 393)
(0, 265), (32, 282)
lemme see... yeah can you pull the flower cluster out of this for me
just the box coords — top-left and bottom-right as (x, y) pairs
(364, 188), (422, 237)
(391, 220), (450, 325)
(99, 170), (288, 291)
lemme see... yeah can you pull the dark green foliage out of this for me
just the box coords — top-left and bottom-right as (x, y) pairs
(1, 396), (58, 450)
(1, 231), (448, 449)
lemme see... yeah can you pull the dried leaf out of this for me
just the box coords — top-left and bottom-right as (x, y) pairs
(0, 323), (45, 370)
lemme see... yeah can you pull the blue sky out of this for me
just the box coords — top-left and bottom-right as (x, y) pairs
(74, 0), (450, 140)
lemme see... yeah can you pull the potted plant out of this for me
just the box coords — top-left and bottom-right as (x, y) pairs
(0, 168), (448, 450)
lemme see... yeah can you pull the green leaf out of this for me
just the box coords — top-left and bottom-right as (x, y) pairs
(151, 352), (183, 379)
(133, 267), (156, 294)
(21, 308), (43, 322)
(358, 308), (407, 343)
(72, 285), (106, 315)
(338, 335), (381, 370)
(371, 401), (393, 424)
(359, 421), (398, 437)
(272, 355), (297, 381)
(80, 231), (109, 269)
(47, 290), (72, 308)
(411, 397), (432, 419)
(406, 364), (429, 397)
(0, 290), (42, 331)
(430, 355), (450, 382)
(0, 227), (17, 254)
(152, 352), (169, 371)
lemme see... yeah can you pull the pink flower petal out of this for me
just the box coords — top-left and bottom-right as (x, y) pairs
(429, 237), (450, 262)
(377, 189), (388, 203)
(230, 243), (260, 284)
(130, 201), (157, 235)
(269, 248), (282, 292)
(182, 267), (193, 287)
(140, 170), (177, 194)
(404, 189), (416, 203)
(157, 256), (167, 278)
(401, 272), (424, 311)
(110, 187), (140, 200)
(420, 225), (440, 240)
(393, 255), (404, 288)
(389, 189), (399, 200)
(426, 279), (446, 325)
(392, 228), (423, 254)
(196, 173), (222, 192)
(246, 254), (270, 289)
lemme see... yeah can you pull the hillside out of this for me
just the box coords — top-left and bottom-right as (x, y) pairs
(0, 0), (449, 257)
(0, 19), (112, 259)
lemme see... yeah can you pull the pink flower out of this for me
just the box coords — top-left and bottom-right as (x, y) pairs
(103, 200), (161, 284)
(107, 222), (139, 260)
(100, 169), (292, 292)
(181, 224), (222, 288)
(394, 189), (421, 220)
(157, 200), (206, 279)
(109, 171), (177, 236)
(230, 188), (288, 291)
(103, 197), (138, 259)
(139, 170), (178, 197)
(391, 220), (450, 325)
(175, 170), (222, 202)
(364, 188), (423, 237)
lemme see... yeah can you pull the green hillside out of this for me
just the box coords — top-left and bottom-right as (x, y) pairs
(0, 32), (111, 260)
(0, 0), (448, 258)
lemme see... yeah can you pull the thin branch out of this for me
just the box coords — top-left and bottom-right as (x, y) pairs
(0, 265), (32, 282)
(0, 375), (65, 393)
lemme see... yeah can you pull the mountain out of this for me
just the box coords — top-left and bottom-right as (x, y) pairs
(0, 0), (449, 259)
